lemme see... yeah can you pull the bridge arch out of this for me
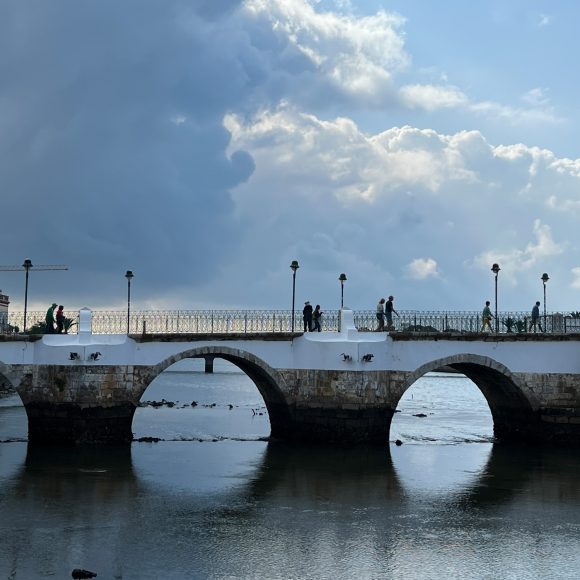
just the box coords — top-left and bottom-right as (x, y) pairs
(399, 353), (539, 442)
(138, 346), (292, 439)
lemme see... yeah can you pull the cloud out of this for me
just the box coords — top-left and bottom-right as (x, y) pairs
(0, 0), (578, 314)
(571, 267), (580, 290)
(406, 258), (440, 280)
(0, 1), (267, 307)
(220, 106), (580, 309)
(242, 0), (409, 107)
(538, 13), (552, 27)
(399, 84), (469, 111)
(398, 83), (561, 125)
(473, 220), (564, 283)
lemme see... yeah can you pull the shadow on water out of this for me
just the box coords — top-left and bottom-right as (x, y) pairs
(460, 443), (580, 509)
(242, 441), (404, 504)
(2, 444), (139, 504)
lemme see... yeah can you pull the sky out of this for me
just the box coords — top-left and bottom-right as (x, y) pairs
(1, 0), (580, 314)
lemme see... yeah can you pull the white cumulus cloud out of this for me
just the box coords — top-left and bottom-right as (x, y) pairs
(406, 258), (440, 280)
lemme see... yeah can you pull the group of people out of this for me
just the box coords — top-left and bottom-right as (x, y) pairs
(376, 296), (399, 331)
(302, 301), (323, 332)
(45, 303), (66, 334)
(481, 300), (545, 333)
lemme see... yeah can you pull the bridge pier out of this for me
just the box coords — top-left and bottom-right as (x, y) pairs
(273, 369), (397, 445)
(17, 363), (140, 445)
(270, 403), (393, 445)
(26, 402), (135, 445)
(204, 356), (215, 374)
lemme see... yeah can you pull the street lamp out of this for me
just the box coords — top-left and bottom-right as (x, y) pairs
(491, 263), (500, 333)
(22, 259), (32, 333)
(125, 270), (134, 334)
(290, 260), (299, 333)
(339, 273), (347, 309)
(541, 272), (549, 332)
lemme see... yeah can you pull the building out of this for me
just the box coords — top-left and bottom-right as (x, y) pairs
(0, 291), (9, 330)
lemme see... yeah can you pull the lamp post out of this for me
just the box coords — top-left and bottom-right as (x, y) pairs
(290, 260), (299, 333)
(0, 259), (67, 333)
(22, 259), (32, 333)
(541, 272), (549, 332)
(339, 273), (347, 309)
(491, 263), (500, 333)
(125, 270), (134, 334)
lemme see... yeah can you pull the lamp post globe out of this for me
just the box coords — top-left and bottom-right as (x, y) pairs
(290, 260), (299, 333)
(491, 263), (500, 333)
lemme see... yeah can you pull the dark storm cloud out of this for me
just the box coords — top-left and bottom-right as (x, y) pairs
(0, 0), (255, 305)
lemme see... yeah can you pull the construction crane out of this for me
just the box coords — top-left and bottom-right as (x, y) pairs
(0, 259), (68, 332)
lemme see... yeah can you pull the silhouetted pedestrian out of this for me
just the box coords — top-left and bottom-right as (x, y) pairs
(312, 305), (323, 332)
(56, 305), (65, 334)
(303, 301), (313, 332)
(530, 301), (543, 333)
(45, 303), (57, 334)
(376, 298), (385, 331)
(386, 296), (399, 331)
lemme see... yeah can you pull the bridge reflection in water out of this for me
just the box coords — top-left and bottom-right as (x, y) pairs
(1, 441), (580, 578)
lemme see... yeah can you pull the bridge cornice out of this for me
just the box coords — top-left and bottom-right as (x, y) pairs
(133, 333), (302, 342)
(392, 332), (580, 341)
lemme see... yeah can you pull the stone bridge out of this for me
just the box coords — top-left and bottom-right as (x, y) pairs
(1, 309), (580, 445)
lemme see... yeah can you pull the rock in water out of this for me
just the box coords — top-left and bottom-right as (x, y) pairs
(71, 569), (97, 579)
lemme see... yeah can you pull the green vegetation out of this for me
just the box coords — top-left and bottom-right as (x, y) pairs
(25, 317), (76, 335)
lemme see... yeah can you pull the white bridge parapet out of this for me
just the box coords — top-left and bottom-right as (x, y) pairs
(3, 308), (580, 375)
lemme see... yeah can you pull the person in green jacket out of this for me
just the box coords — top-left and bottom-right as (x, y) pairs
(45, 303), (57, 334)
(481, 301), (493, 332)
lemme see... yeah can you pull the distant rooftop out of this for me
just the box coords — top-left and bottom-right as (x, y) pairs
(0, 291), (9, 307)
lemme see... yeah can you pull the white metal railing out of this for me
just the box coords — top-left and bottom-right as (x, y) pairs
(3, 309), (580, 335)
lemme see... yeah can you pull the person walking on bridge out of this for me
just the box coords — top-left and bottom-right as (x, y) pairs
(56, 305), (65, 334)
(312, 304), (323, 332)
(376, 298), (385, 331)
(385, 296), (399, 331)
(303, 301), (313, 332)
(45, 303), (57, 334)
(481, 301), (494, 333)
(530, 301), (543, 333)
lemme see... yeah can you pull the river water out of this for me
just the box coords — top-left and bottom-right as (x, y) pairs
(1, 361), (580, 579)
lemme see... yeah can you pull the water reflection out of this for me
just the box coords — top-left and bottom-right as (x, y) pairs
(2, 440), (580, 578)
(391, 442), (493, 499)
(0, 445), (139, 579)
(243, 442), (403, 504)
